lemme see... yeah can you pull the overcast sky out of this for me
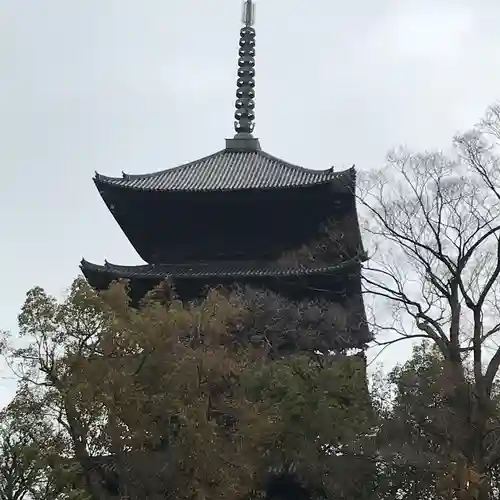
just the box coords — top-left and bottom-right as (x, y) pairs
(1, 0), (500, 406)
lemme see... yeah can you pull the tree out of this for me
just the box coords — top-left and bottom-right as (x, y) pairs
(370, 342), (500, 500)
(358, 103), (500, 499)
(2, 278), (373, 500)
(0, 398), (67, 500)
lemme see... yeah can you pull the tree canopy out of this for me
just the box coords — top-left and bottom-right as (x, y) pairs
(1, 279), (372, 500)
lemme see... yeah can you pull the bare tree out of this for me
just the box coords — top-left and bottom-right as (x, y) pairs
(358, 103), (500, 500)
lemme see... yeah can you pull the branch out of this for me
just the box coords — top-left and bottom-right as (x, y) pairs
(477, 236), (500, 310)
(357, 194), (456, 276)
(485, 347), (500, 397)
(372, 334), (429, 347)
(363, 272), (448, 345)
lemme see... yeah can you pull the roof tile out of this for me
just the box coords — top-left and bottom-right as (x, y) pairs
(94, 149), (354, 192)
(80, 258), (361, 280)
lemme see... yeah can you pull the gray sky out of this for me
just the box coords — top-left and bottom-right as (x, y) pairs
(1, 0), (500, 406)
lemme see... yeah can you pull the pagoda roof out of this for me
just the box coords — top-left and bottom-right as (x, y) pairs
(80, 257), (361, 280)
(94, 148), (355, 193)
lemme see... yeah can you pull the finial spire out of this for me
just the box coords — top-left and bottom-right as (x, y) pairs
(234, 0), (256, 138)
(242, 0), (255, 26)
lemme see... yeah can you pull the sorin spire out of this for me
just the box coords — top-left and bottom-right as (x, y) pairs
(234, 0), (256, 138)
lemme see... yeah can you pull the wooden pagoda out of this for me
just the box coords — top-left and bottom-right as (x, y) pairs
(79, 3), (372, 496)
(80, 0), (369, 345)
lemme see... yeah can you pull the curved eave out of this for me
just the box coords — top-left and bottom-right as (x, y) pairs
(80, 257), (363, 281)
(93, 174), (351, 194)
(93, 148), (356, 193)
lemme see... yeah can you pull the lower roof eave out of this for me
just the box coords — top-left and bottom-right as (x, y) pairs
(80, 257), (363, 282)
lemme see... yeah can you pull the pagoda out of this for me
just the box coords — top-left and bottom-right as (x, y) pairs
(78, 4), (373, 496)
(81, 0), (369, 347)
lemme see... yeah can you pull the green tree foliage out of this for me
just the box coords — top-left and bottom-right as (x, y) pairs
(2, 278), (373, 500)
(0, 399), (68, 500)
(372, 342), (500, 500)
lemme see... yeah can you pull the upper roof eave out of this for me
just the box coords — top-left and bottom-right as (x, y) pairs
(93, 147), (356, 193)
(94, 149), (227, 183)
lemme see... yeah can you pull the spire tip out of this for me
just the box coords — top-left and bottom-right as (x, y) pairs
(234, 0), (256, 137)
(242, 0), (255, 26)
